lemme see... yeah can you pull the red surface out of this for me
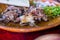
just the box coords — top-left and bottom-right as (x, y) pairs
(0, 26), (60, 40)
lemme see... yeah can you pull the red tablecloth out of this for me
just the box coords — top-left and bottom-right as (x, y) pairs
(0, 26), (60, 40)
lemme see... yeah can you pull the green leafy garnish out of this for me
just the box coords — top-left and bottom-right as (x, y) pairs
(44, 6), (60, 18)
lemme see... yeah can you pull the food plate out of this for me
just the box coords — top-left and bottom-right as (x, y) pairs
(0, 4), (60, 33)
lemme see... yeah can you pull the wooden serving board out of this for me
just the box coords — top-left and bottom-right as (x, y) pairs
(0, 17), (59, 33)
